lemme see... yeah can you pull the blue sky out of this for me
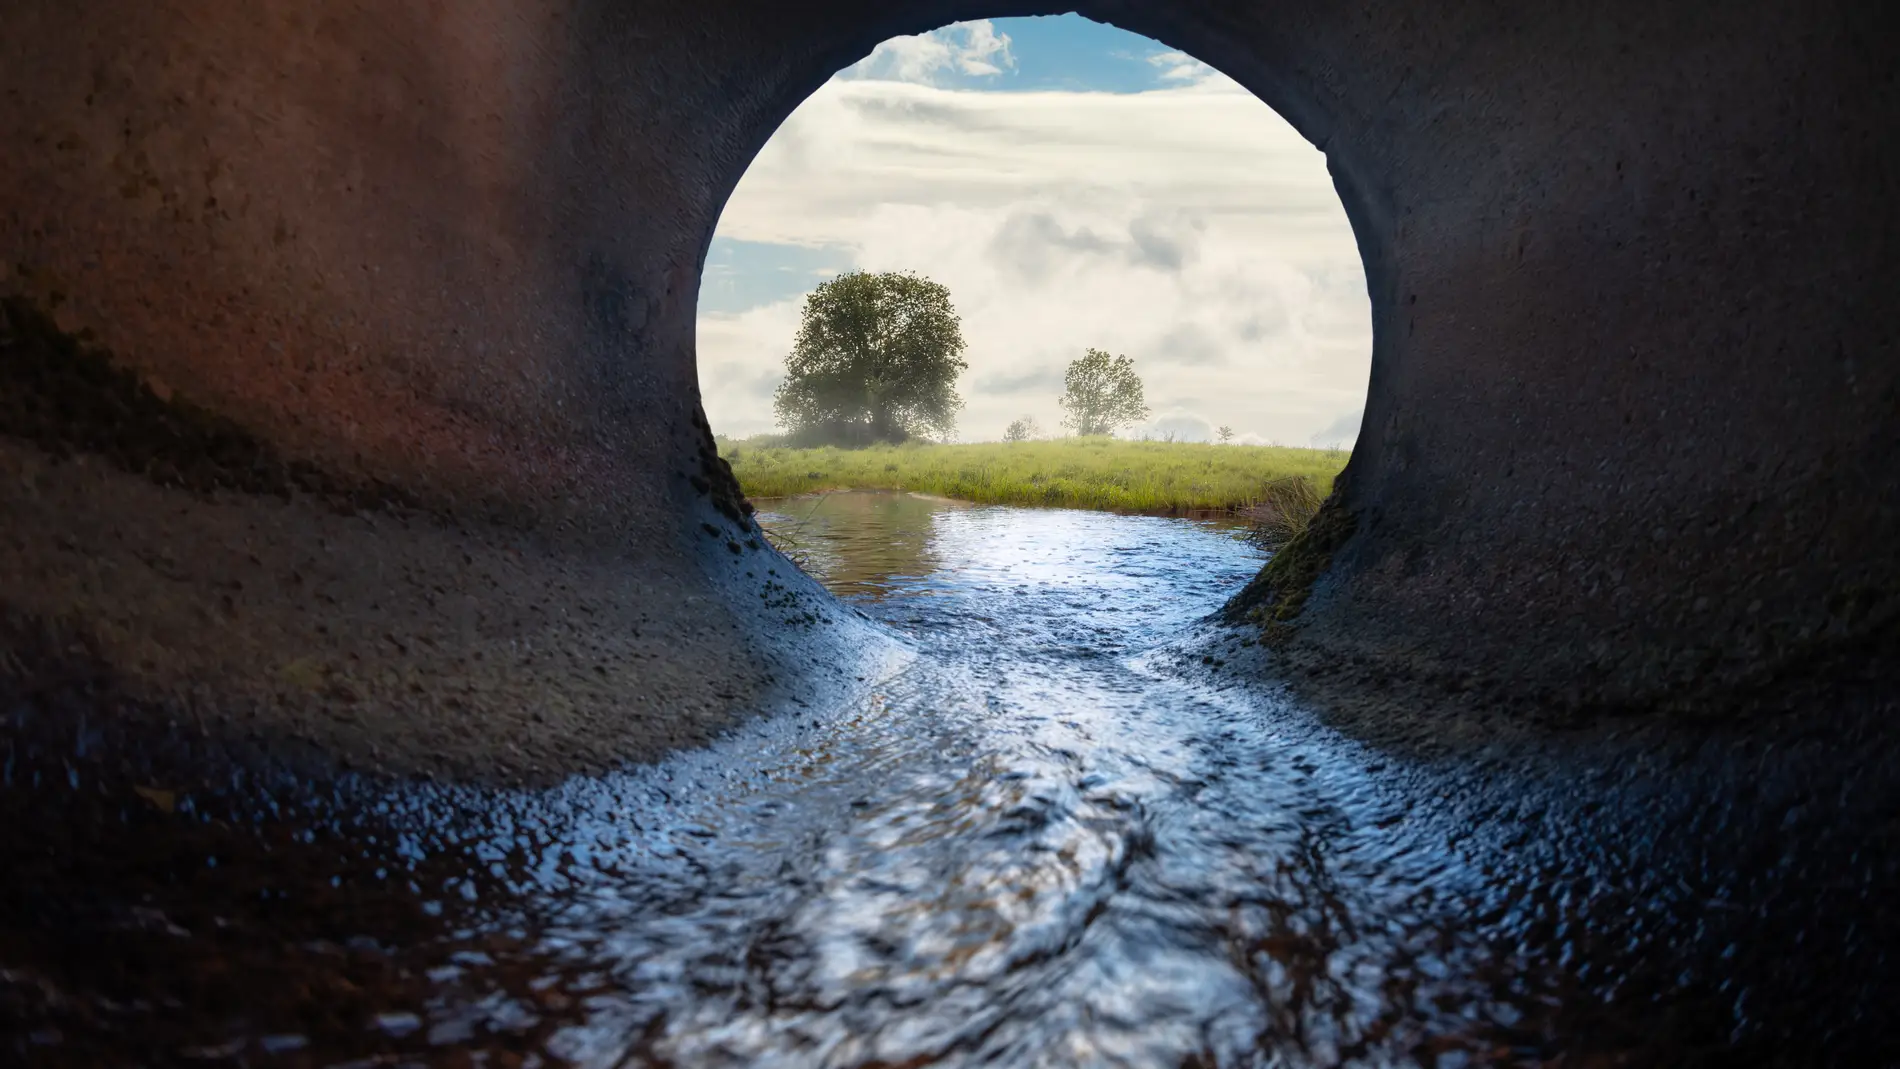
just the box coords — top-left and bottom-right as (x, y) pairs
(697, 17), (1370, 446)
(861, 13), (1196, 94)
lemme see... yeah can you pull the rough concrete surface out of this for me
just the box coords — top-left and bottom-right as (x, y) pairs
(1, 0), (1896, 770)
(0, 434), (889, 785)
(0, 289), (889, 785)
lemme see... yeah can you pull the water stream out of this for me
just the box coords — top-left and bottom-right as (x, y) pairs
(500, 493), (1572, 1065)
(9, 491), (1885, 1065)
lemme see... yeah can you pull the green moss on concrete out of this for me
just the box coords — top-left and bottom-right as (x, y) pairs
(0, 294), (411, 510)
(1225, 489), (1357, 639)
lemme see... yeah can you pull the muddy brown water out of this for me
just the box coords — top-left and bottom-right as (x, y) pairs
(3, 491), (1895, 1066)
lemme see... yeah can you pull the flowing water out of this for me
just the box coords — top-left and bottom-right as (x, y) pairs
(8, 491), (1891, 1065)
(585, 492), (1547, 1066)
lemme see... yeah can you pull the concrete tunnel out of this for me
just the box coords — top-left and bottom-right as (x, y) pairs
(1, 0), (1896, 778)
(5, 1), (1900, 1059)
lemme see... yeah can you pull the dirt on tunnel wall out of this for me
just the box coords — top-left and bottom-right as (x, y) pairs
(1, 0), (1895, 779)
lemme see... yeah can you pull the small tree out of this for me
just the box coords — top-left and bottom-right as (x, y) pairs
(773, 271), (967, 445)
(1003, 415), (1041, 442)
(1058, 348), (1150, 437)
(1216, 425), (1235, 444)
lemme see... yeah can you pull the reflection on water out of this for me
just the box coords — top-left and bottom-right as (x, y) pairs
(755, 490), (1252, 606)
(6, 492), (1891, 1065)
(755, 491), (973, 600)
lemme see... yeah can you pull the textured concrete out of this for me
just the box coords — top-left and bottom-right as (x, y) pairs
(2, 0), (1896, 775)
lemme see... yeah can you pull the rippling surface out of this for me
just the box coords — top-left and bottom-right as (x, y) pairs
(7, 492), (1895, 1065)
(558, 496), (1448, 1065)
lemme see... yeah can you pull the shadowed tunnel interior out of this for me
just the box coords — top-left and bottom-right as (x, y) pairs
(2, 0), (1898, 1062)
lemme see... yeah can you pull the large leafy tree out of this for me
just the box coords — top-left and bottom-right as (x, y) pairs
(1058, 348), (1150, 436)
(772, 271), (968, 444)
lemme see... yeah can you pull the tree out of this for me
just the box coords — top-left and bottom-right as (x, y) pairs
(773, 271), (967, 445)
(1058, 348), (1150, 437)
(1216, 425), (1235, 444)
(1003, 415), (1041, 442)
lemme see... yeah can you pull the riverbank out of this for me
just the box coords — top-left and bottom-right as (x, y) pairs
(716, 436), (1349, 514)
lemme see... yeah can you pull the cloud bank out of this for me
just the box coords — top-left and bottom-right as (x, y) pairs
(697, 22), (1371, 444)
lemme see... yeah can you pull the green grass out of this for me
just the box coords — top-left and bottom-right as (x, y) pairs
(715, 435), (1350, 515)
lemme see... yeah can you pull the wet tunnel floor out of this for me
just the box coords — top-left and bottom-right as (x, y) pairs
(4, 491), (1897, 1066)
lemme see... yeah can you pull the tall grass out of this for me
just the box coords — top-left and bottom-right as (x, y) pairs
(1238, 475), (1326, 549)
(716, 435), (1349, 515)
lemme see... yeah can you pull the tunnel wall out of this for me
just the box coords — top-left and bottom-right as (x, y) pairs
(2, 0), (681, 514)
(1141, 0), (1900, 717)
(0, 0), (895, 782)
(2, 0), (1895, 775)
(1294, 0), (1899, 715)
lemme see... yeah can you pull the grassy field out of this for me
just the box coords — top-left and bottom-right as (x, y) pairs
(716, 436), (1350, 514)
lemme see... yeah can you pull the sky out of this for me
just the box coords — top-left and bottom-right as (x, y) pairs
(695, 15), (1369, 447)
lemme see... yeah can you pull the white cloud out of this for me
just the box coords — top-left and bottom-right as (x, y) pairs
(698, 71), (1370, 442)
(1134, 411), (1217, 443)
(1139, 50), (1249, 95)
(843, 21), (1016, 85)
(1147, 50), (1215, 85)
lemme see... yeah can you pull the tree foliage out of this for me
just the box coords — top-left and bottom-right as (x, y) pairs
(772, 271), (967, 445)
(1058, 349), (1150, 437)
(1003, 415), (1041, 442)
(1216, 425), (1235, 444)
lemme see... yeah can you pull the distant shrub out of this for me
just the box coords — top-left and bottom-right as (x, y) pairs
(1003, 415), (1041, 442)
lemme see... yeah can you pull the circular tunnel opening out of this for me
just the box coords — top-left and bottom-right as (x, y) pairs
(694, 15), (1371, 584)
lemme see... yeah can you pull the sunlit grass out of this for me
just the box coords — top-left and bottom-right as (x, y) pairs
(716, 435), (1349, 514)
